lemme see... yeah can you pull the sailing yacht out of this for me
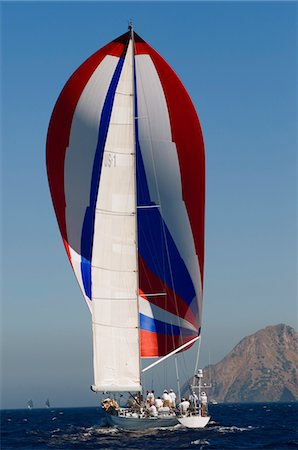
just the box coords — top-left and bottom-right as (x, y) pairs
(46, 25), (210, 430)
(27, 400), (33, 409)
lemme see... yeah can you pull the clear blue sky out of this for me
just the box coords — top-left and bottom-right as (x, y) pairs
(1, 1), (297, 409)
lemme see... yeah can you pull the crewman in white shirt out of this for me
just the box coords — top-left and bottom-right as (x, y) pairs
(146, 390), (155, 406)
(148, 404), (158, 417)
(154, 396), (163, 410)
(179, 398), (190, 415)
(169, 389), (176, 408)
(162, 390), (171, 407)
(200, 391), (207, 404)
(200, 391), (208, 416)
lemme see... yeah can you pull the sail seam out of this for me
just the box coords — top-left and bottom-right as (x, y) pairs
(92, 297), (137, 300)
(92, 321), (138, 329)
(101, 150), (134, 155)
(92, 264), (137, 273)
(95, 208), (135, 216)
(114, 91), (133, 96)
(109, 122), (134, 125)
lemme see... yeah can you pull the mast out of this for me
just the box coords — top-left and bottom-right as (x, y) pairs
(128, 19), (133, 35)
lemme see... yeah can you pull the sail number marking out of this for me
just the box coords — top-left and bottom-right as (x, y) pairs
(104, 152), (117, 168)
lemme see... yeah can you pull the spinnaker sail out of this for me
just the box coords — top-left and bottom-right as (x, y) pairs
(46, 29), (205, 393)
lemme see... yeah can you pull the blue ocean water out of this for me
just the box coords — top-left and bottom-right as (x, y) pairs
(1, 403), (297, 449)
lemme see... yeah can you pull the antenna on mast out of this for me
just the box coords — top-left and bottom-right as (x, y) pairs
(128, 19), (133, 36)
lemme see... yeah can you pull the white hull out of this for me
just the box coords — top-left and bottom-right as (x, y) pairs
(105, 412), (179, 430)
(178, 415), (211, 429)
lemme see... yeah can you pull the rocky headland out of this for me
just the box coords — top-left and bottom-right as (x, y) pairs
(201, 324), (298, 403)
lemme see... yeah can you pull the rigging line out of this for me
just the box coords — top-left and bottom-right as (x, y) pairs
(138, 257), (154, 298)
(136, 56), (171, 353)
(174, 355), (181, 404)
(180, 324), (200, 385)
(137, 214), (165, 291)
(131, 30), (142, 389)
(208, 351), (212, 385)
(133, 49), (158, 306)
(92, 321), (98, 389)
(180, 336), (195, 387)
(92, 321), (138, 329)
(137, 204), (160, 209)
(194, 335), (202, 375)
(134, 55), (182, 350)
(141, 292), (167, 297)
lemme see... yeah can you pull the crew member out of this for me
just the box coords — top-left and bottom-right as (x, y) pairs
(154, 396), (163, 410)
(179, 397), (190, 415)
(148, 404), (158, 417)
(169, 389), (176, 408)
(200, 391), (208, 417)
(162, 390), (171, 408)
(146, 390), (155, 407)
(189, 391), (198, 412)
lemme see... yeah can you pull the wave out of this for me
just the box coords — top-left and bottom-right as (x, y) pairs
(191, 439), (210, 446)
(213, 425), (255, 433)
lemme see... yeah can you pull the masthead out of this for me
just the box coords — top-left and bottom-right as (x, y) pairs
(128, 19), (133, 36)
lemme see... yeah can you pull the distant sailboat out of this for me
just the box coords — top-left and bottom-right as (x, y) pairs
(45, 399), (50, 408)
(47, 24), (210, 430)
(27, 400), (33, 409)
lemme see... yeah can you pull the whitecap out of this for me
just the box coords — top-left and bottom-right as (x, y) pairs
(191, 439), (210, 445)
(155, 424), (183, 432)
(91, 426), (120, 435)
(121, 423), (182, 436)
(217, 425), (253, 433)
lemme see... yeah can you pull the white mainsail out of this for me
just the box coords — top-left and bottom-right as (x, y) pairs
(91, 38), (141, 392)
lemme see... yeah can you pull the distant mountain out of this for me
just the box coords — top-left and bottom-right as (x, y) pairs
(201, 324), (298, 403)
